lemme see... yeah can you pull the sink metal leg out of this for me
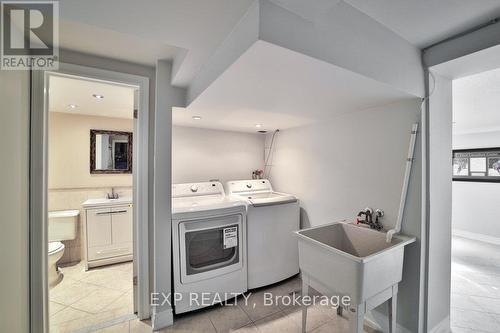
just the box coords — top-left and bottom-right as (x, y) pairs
(388, 286), (398, 333)
(348, 303), (365, 333)
(301, 277), (309, 333)
(337, 306), (343, 316)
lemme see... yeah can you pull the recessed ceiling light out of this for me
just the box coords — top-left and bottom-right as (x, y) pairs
(92, 94), (104, 99)
(67, 104), (78, 109)
(255, 124), (263, 128)
(192, 116), (202, 120)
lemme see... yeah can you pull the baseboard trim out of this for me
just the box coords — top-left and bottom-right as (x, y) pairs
(428, 315), (450, 333)
(152, 308), (173, 331)
(453, 229), (500, 246)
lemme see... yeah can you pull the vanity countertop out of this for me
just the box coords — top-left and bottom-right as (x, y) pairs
(82, 197), (133, 209)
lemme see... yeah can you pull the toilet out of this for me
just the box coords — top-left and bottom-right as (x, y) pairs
(48, 210), (80, 287)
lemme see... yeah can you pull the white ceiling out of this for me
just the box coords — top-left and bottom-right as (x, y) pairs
(173, 41), (413, 132)
(59, 20), (179, 67)
(59, 0), (255, 86)
(57, 0), (500, 89)
(343, 0), (500, 48)
(49, 76), (135, 119)
(453, 67), (500, 134)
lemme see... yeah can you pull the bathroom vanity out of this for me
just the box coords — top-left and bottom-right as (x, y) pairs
(82, 197), (133, 269)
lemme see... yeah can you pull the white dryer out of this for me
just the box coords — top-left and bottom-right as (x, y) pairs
(226, 179), (299, 289)
(172, 181), (247, 314)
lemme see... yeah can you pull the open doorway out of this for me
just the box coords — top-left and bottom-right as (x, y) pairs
(450, 67), (500, 332)
(47, 74), (136, 332)
(30, 64), (150, 333)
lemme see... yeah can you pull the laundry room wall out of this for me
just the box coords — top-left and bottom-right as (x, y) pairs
(266, 99), (423, 332)
(453, 130), (500, 240)
(0, 70), (30, 333)
(172, 126), (265, 184)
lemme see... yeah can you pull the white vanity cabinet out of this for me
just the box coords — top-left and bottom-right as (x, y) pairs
(82, 198), (133, 269)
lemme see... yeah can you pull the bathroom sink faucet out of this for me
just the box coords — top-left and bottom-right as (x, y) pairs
(107, 187), (119, 199)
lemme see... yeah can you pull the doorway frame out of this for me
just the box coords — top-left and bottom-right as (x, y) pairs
(30, 62), (150, 333)
(422, 18), (500, 333)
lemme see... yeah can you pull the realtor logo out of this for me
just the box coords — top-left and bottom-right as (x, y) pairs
(1, 1), (59, 70)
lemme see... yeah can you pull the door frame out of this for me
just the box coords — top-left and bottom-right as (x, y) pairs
(30, 62), (150, 333)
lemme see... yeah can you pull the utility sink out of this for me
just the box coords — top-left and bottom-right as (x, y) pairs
(295, 221), (415, 333)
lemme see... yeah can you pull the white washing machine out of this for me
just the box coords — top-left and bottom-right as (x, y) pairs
(226, 179), (299, 289)
(172, 181), (247, 314)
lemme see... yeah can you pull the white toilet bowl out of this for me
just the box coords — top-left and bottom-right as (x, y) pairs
(48, 241), (65, 287)
(48, 209), (79, 288)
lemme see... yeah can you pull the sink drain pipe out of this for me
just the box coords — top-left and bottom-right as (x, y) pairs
(386, 123), (419, 243)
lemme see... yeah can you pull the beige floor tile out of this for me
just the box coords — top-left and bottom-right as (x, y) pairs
(309, 320), (344, 333)
(284, 305), (336, 332)
(81, 269), (132, 292)
(50, 279), (101, 306)
(207, 304), (252, 333)
(159, 311), (216, 333)
(94, 305), (134, 323)
(274, 276), (302, 297)
(82, 268), (130, 284)
(58, 262), (88, 281)
(50, 301), (67, 317)
(129, 319), (153, 333)
(50, 276), (79, 293)
(104, 291), (134, 312)
(94, 320), (130, 333)
(70, 287), (125, 314)
(309, 317), (377, 333)
(49, 262), (136, 332)
(238, 290), (282, 321)
(107, 262), (133, 273)
(231, 324), (259, 332)
(253, 311), (301, 333)
(50, 307), (90, 325)
(50, 314), (101, 333)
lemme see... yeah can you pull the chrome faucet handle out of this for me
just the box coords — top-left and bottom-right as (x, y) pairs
(375, 209), (384, 217)
(364, 207), (373, 215)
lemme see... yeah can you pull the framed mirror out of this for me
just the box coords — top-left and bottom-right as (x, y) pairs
(90, 129), (133, 174)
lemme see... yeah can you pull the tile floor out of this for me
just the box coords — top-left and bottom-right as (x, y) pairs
(49, 261), (134, 333)
(51, 236), (500, 332)
(451, 236), (500, 333)
(95, 276), (379, 333)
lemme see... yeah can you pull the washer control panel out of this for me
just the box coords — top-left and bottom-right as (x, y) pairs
(226, 179), (272, 194)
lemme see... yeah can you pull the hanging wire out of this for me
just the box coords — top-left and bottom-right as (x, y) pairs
(264, 129), (280, 178)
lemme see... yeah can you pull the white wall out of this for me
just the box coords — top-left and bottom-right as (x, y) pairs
(152, 60), (186, 329)
(454, 130), (500, 149)
(172, 126), (265, 184)
(0, 71), (30, 333)
(48, 112), (133, 189)
(266, 99), (423, 332)
(453, 130), (500, 239)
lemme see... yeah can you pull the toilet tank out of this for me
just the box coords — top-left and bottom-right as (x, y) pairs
(48, 210), (80, 242)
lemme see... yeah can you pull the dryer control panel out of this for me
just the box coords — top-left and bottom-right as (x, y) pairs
(172, 182), (225, 198)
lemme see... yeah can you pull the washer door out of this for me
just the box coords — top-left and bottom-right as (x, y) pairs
(179, 213), (243, 284)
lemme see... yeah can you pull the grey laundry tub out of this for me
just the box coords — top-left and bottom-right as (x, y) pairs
(295, 221), (415, 333)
